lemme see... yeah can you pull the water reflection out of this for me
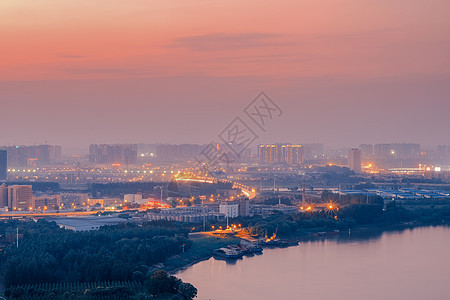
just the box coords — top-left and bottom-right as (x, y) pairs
(177, 226), (450, 300)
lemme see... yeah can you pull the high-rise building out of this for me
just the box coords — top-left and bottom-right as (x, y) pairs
(348, 148), (362, 172)
(258, 144), (303, 165)
(258, 145), (281, 164)
(302, 143), (324, 160)
(239, 198), (250, 217)
(0, 150), (7, 180)
(373, 143), (420, 159)
(0, 183), (7, 208)
(0, 145), (62, 167)
(89, 144), (138, 165)
(359, 144), (373, 160)
(281, 145), (304, 165)
(7, 185), (32, 211)
(155, 144), (203, 162)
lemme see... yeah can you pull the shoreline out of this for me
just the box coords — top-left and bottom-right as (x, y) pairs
(165, 220), (450, 275)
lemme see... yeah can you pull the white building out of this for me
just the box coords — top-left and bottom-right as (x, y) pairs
(348, 148), (362, 172)
(219, 203), (239, 218)
(124, 193), (143, 203)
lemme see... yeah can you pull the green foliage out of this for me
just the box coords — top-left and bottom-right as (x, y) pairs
(144, 270), (197, 300)
(0, 220), (191, 287)
(4, 280), (142, 299)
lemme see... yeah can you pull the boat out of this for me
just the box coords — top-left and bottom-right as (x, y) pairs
(314, 230), (340, 237)
(212, 247), (244, 259)
(257, 233), (299, 247)
(240, 240), (263, 253)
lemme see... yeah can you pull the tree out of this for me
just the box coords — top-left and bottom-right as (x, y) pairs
(178, 282), (198, 300)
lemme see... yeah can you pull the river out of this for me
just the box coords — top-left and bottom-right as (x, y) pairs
(176, 226), (450, 300)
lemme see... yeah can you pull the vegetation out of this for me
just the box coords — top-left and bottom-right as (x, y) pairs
(0, 220), (192, 289)
(241, 203), (450, 237)
(4, 270), (197, 300)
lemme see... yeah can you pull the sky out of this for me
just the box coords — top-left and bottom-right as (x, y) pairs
(1, 0), (449, 154)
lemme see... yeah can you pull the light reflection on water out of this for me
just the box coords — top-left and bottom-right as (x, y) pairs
(176, 226), (450, 300)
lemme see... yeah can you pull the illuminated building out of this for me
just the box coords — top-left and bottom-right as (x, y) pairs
(281, 145), (304, 165)
(8, 185), (32, 211)
(0, 183), (7, 209)
(258, 144), (303, 165)
(258, 144), (280, 164)
(124, 193), (143, 203)
(348, 148), (362, 172)
(61, 193), (89, 206)
(32, 195), (61, 211)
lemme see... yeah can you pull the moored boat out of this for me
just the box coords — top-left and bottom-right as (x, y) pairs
(212, 247), (244, 259)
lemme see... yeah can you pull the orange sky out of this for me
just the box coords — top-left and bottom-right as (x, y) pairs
(2, 0), (449, 81)
(1, 0), (449, 150)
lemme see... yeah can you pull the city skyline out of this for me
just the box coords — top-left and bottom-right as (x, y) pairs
(1, 0), (449, 150)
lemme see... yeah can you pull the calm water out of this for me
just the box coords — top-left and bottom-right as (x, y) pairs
(177, 226), (450, 300)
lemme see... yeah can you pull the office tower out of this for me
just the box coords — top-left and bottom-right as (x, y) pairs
(0, 150), (6, 180)
(348, 148), (362, 172)
(8, 185), (32, 211)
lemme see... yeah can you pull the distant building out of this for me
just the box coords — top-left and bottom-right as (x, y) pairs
(155, 144), (203, 162)
(89, 144), (137, 165)
(0, 145), (61, 167)
(238, 198), (250, 217)
(374, 143), (420, 159)
(250, 204), (298, 216)
(32, 195), (61, 211)
(147, 206), (219, 223)
(49, 216), (127, 231)
(87, 198), (121, 207)
(258, 144), (303, 165)
(0, 150), (6, 180)
(219, 203), (239, 218)
(359, 144), (374, 160)
(8, 185), (32, 211)
(301, 143), (324, 160)
(61, 193), (89, 206)
(124, 193), (143, 203)
(348, 148), (362, 172)
(0, 183), (7, 209)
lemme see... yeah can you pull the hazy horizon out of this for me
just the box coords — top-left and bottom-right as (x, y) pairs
(1, 0), (449, 152)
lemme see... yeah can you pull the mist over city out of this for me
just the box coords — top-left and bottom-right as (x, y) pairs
(1, 1), (450, 300)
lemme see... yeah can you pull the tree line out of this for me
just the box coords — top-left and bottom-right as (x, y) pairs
(0, 220), (192, 287)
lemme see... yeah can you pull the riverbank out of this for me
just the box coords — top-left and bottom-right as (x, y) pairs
(162, 234), (241, 274)
(163, 220), (449, 275)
